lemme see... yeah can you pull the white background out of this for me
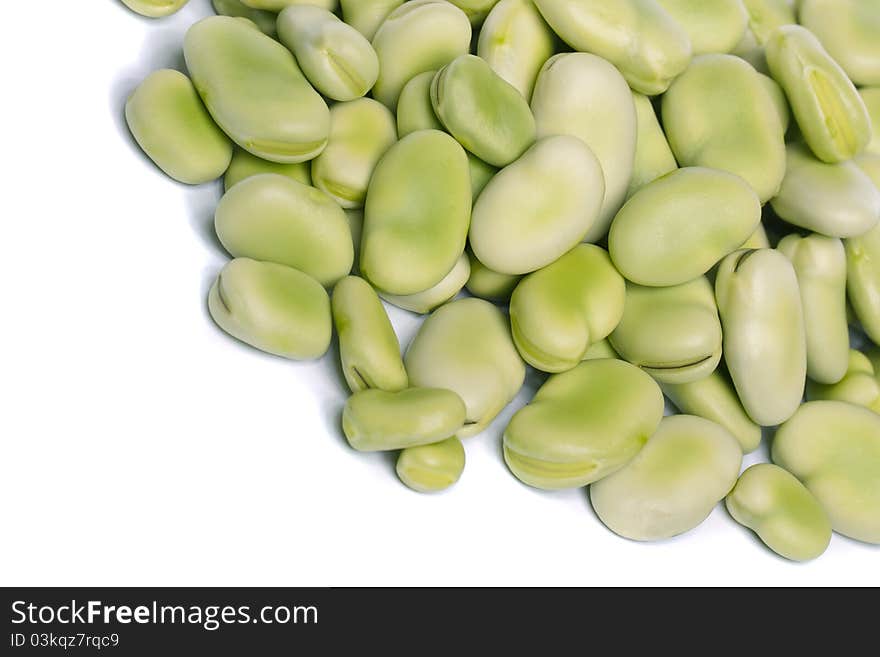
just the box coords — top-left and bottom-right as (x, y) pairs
(0, 1), (876, 586)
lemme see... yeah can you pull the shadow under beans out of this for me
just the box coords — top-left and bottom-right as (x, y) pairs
(316, 336), (356, 448)
(109, 25), (187, 158)
(580, 486), (603, 525)
(185, 182), (226, 257)
(324, 333), (356, 400)
(190, 186), (226, 330)
(311, 336), (400, 475)
(380, 450), (399, 478)
(112, 4), (231, 259)
(832, 533), (880, 551)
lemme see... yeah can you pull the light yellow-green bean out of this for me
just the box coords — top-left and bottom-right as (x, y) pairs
(469, 136), (605, 275)
(343, 387), (467, 452)
(214, 174), (353, 287)
(591, 415), (743, 541)
(446, 0), (501, 24)
(397, 438), (466, 493)
(224, 147), (311, 191)
(208, 258), (331, 360)
(477, 0), (557, 100)
(277, 5), (379, 101)
(361, 130), (471, 295)
(332, 276), (408, 394)
(806, 350), (880, 412)
(467, 155), (497, 201)
(662, 54), (786, 203)
(465, 251), (521, 301)
(765, 24), (872, 163)
(504, 359), (664, 490)
(531, 0), (691, 95)
(627, 92), (677, 199)
(715, 249), (807, 426)
(510, 245), (626, 373)
(862, 87), (880, 156)
(777, 233), (849, 384)
(394, 71), (500, 202)
(726, 464), (832, 561)
(184, 16), (330, 163)
(311, 99), (397, 209)
(582, 339), (618, 361)
(857, 153), (880, 190)
(609, 277), (722, 385)
(431, 54), (536, 167)
(371, 1), (472, 110)
(772, 401), (880, 544)
(345, 209), (363, 273)
(242, 0), (337, 10)
(771, 142), (880, 238)
(126, 70), (233, 185)
(340, 0), (404, 41)
(212, 0), (277, 36)
(798, 0), (880, 87)
(740, 0), (794, 44)
(405, 298), (525, 437)
(846, 222), (880, 345)
(758, 72), (790, 134)
(531, 53), (636, 240)
(379, 254), (470, 314)
(396, 71), (444, 137)
(741, 223), (770, 249)
(656, 0), (748, 54)
(732, 0), (796, 73)
(122, 0), (190, 17)
(609, 167), (761, 287)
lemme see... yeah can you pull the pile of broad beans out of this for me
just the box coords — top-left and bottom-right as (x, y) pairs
(122, 0), (880, 561)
